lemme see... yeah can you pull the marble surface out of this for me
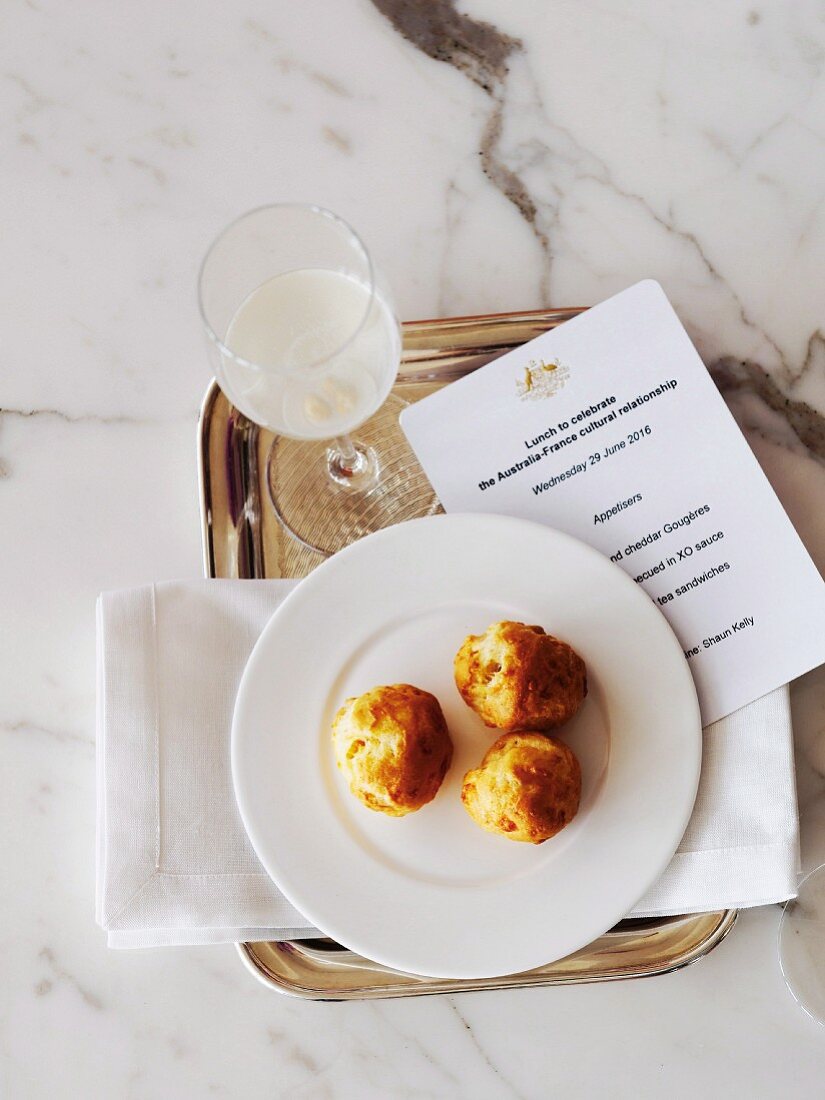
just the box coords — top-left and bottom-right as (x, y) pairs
(3, 0), (825, 1094)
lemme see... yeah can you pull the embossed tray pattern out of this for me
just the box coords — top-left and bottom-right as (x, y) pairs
(198, 307), (736, 999)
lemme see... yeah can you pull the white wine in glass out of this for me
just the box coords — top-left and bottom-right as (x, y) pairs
(223, 268), (399, 442)
(198, 204), (436, 555)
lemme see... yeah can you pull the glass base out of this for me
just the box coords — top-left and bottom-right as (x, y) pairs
(326, 439), (380, 491)
(266, 394), (441, 556)
(779, 864), (825, 1026)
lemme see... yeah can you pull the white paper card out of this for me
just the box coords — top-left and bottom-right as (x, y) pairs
(401, 280), (825, 725)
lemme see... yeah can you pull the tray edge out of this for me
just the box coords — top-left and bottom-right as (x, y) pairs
(197, 309), (739, 999)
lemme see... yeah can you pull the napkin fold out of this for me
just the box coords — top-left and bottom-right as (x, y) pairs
(96, 581), (315, 947)
(96, 580), (800, 948)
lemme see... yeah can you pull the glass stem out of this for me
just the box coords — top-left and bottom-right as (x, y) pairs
(327, 434), (380, 491)
(332, 434), (360, 473)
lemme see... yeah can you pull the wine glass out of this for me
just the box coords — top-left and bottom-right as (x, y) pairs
(198, 204), (436, 555)
(779, 863), (825, 1025)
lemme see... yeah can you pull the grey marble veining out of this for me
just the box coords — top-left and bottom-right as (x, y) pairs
(3, 0), (825, 1095)
(371, 0), (825, 470)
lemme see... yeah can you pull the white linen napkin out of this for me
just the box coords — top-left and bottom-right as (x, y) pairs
(96, 580), (800, 947)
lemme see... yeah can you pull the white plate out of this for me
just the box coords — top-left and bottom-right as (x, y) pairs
(232, 514), (701, 979)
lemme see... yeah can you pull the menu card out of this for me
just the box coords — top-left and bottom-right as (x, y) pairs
(401, 281), (825, 725)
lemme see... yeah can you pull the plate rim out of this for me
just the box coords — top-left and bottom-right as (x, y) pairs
(232, 513), (702, 978)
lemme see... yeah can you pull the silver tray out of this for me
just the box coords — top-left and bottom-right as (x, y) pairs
(198, 306), (736, 999)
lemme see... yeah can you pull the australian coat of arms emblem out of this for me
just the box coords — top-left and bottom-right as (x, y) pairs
(516, 357), (570, 401)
